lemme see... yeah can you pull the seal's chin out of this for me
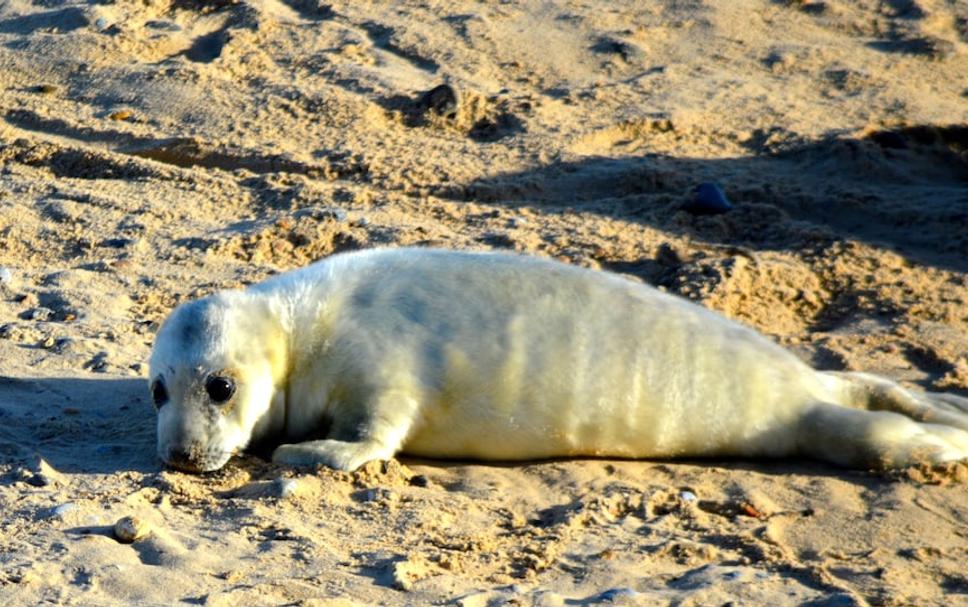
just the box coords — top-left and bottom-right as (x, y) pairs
(160, 449), (234, 474)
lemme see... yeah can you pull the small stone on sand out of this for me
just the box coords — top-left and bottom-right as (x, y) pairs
(50, 503), (79, 518)
(114, 515), (151, 543)
(418, 84), (459, 119)
(275, 478), (301, 498)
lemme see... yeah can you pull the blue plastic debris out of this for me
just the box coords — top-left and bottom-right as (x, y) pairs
(684, 182), (732, 215)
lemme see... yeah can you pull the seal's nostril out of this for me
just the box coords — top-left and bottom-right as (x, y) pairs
(168, 447), (189, 462)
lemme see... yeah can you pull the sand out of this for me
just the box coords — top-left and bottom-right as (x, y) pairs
(1, 0), (967, 605)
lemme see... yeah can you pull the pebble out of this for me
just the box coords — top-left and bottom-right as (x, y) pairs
(418, 84), (459, 119)
(52, 337), (75, 354)
(85, 352), (110, 372)
(655, 242), (684, 266)
(364, 487), (396, 502)
(145, 20), (182, 32)
(51, 503), (79, 518)
(9, 570), (41, 585)
(99, 238), (134, 249)
(27, 307), (54, 321)
(294, 206), (348, 222)
(684, 182), (732, 215)
(113, 515), (151, 543)
(599, 587), (639, 602)
(408, 474), (430, 488)
(274, 478), (301, 499)
(592, 37), (646, 62)
(0, 267), (13, 288)
(680, 490), (698, 502)
(24, 457), (67, 487)
(25, 474), (48, 487)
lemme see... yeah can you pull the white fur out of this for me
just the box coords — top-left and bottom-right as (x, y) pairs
(149, 248), (968, 472)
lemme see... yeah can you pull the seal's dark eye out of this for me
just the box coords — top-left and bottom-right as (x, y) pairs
(151, 380), (168, 408)
(205, 376), (235, 403)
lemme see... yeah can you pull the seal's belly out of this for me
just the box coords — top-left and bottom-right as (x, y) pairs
(399, 293), (819, 461)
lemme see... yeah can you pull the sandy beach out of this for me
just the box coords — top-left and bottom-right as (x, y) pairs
(1, 1), (967, 604)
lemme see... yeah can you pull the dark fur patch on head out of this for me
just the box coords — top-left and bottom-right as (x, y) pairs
(181, 317), (199, 344)
(173, 298), (220, 349)
(351, 285), (375, 310)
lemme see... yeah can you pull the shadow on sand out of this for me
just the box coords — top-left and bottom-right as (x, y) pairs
(435, 124), (968, 274)
(0, 375), (159, 475)
(0, 375), (917, 502)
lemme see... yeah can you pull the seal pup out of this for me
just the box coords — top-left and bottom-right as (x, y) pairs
(148, 247), (968, 473)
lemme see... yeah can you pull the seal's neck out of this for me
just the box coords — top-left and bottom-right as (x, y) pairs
(249, 387), (288, 448)
(226, 292), (293, 451)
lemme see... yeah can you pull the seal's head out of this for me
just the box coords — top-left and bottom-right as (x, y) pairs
(149, 291), (289, 473)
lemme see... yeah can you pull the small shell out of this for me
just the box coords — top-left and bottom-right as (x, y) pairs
(114, 516), (151, 543)
(50, 503), (79, 518)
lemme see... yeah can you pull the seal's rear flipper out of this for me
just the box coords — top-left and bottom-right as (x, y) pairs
(797, 401), (968, 469)
(821, 371), (968, 431)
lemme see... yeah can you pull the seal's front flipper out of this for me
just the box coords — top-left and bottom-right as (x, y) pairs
(274, 391), (418, 471)
(272, 438), (396, 471)
(798, 402), (968, 469)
